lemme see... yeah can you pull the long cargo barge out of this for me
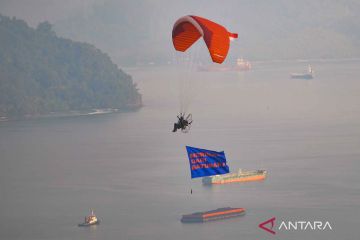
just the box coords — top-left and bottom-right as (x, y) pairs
(181, 207), (246, 223)
(202, 169), (266, 185)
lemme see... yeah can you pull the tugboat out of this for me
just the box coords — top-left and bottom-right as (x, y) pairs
(290, 65), (314, 79)
(78, 210), (100, 227)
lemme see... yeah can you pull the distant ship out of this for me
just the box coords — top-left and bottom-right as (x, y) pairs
(197, 58), (251, 72)
(78, 210), (100, 227)
(290, 65), (313, 79)
(181, 207), (246, 223)
(233, 58), (252, 71)
(202, 169), (267, 185)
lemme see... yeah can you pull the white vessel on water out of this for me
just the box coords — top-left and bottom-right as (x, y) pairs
(290, 65), (313, 79)
(198, 58), (251, 72)
(78, 210), (100, 227)
(234, 58), (252, 71)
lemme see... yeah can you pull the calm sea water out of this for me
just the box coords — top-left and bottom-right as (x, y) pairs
(1, 60), (360, 240)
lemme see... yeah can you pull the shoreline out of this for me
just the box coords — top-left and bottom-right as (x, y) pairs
(0, 104), (142, 122)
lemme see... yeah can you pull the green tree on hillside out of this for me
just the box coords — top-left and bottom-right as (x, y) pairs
(0, 15), (141, 118)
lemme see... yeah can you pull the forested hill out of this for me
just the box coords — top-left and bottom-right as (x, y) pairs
(0, 15), (141, 119)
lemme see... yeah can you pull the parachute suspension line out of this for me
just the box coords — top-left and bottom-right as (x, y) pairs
(177, 52), (188, 114)
(179, 41), (201, 115)
(174, 51), (184, 114)
(177, 48), (193, 115)
(173, 15), (238, 116)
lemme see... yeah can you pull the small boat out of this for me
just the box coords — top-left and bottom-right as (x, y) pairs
(78, 210), (100, 227)
(290, 65), (313, 79)
(181, 207), (246, 223)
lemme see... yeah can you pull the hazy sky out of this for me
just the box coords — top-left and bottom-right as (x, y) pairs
(0, 0), (103, 26)
(2, 0), (360, 63)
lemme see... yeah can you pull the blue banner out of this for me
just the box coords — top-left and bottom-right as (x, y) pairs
(186, 146), (230, 178)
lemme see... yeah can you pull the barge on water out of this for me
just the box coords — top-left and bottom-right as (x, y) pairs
(181, 207), (246, 223)
(202, 169), (266, 185)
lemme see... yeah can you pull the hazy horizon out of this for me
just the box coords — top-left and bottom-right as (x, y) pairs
(1, 0), (360, 65)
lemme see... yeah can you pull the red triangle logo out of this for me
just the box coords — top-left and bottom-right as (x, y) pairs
(259, 217), (276, 235)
